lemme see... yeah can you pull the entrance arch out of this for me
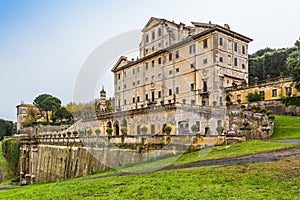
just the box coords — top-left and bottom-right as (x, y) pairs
(114, 120), (120, 136)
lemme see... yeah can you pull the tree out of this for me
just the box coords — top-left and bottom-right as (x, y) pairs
(246, 91), (262, 102)
(53, 107), (73, 123)
(21, 105), (41, 127)
(0, 119), (13, 140)
(33, 94), (61, 122)
(286, 50), (300, 91)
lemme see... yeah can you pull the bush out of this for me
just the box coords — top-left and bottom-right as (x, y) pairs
(95, 129), (101, 134)
(140, 126), (148, 132)
(260, 108), (267, 113)
(268, 115), (275, 120)
(281, 96), (300, 106)
(121, 126), (128, 133)
(106, 128), (113, 134)
(1, 138), (20, 174)
(163, 126), (172, 131)
(191, 124), (199, 131)
(72, 131), (78, 135)
(246, 91), (262, 102)
(216, 126), (224, 132)
(266, 110), (274, 116)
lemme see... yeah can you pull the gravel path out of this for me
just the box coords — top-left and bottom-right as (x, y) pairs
(88, 146), (300, 180)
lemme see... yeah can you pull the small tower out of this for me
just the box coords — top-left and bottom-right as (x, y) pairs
(99, 87), (106, 111)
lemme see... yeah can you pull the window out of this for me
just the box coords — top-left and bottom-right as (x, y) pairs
(124, 99), (126, 105)
(189, 44), (196, 54)
(133, 68), (135, 74)
(158, 57), (161, 64)
(285, 87), (292, 95)
(190, 83), (195, 91)
(228, 55), (231, 65)
(158, 73), (161, 79)
(152, 46), (154, 51)
(242, 64), (245, 69)
(152, 31), (155, 40)
(124, 85), (126, 89)
(176, 68), (179, 73)
(203, 80), (207, 92)
(146, 94), (149, 100)
(137, 80), (140, 85)
(191, 100), (196, 105)
(169, 70), (173, 75)
(133, 82), (135, 86)
(124, 72), (126, 77)
(272, 89), (277, 97)
(158, 28), (162, 36)
(217, 120), (222, 127)
(190, 63), (195, 68)
(145, 62), (148, 69)
(158, 91), (161, 98)
(137, 96), (140, 102)
(152, 60), (155, 67)
(203, 39), (208, 48)
(219, 37), (223, 46)
(169, 89), (172, 96)
(137, 66), (140, 73)
(203, 58), (208, 64)
(118, 74), (121, 79)
(237, 94), (241, 100)
(176, 50), (179, 58)
(118, 86), (120, 90)
(132, 97), (135, 103)
(234, 42), (238, 52)
(145, 77), (148, 82)
(176, 87), (179, 94)
(169, 53), (172, 61)
(151, 75), (155, 82)
(260, 91), (265, 100)
(219, 57), (223, 63)
(145, 49), (148, 54)
(145, 34), (149, 43)
(234, 58), (238, 66)
(242, 45), (245, 54)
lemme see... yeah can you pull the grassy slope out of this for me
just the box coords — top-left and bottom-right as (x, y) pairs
(271, 115), (300, 139)
(0, 141), (14, 183)
(1, 155), (300, 199)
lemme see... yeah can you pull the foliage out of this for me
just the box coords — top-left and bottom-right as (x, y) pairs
(271, 115), (300, 139)
(286, 50), (300, 91)
(72, 131), (78, 135)
(268, 115), (275, 120)
(106, 128), (113, 134)
(66, 101), (97, 120)
(163, 125), (172, 131)
(225, 101), (231, 106)
(260, 108), (267, 113)
(21, 106), (41, 127)
(281, 95), (300, 107)
(0, 141), (15, 182)
(52, 107), (72, 123)
(33, 94), (61, 122)
(0, 119), (13, 140)
(216, 125), (224, 132)
(191, 124), (199, 131)
(121, 126), (128, 133)
(246, 91), (262, 102)
(95, 129), (101, 134)
(86, 129), (93, 135)
(140, 126), (148, 132)
(248, 46), (298, 84)
(1, 138), (20, 174)
(266, 110), (273, 116)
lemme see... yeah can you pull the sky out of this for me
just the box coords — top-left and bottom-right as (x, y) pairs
(0, 0), (299, 121)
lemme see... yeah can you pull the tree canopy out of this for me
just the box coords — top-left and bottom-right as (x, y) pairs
(33, 94), (61, 122)
(286, 50), (300, 91)
(52, 107), (73, 123)
(0, 119), (13, 140)
(246, 91), (262, 102)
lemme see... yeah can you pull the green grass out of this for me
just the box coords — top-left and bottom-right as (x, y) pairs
(0, 141), (15, 183)
(271, 115), (300, 139)
(1, 155), (300, 199)
(118, 140), (297, 172)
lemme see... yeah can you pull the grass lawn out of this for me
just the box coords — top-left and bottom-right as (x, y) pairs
(271, 115), (300, 139)
(1, 154), (299, 199)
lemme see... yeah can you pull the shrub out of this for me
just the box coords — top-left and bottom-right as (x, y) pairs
(95, 129), (101, 134)
(191, 124), (199, 131)
(260, 108), (267, 113)
(72, 131), (78, 135)
(87, 129), (93, 135)
(216, 126), (224, 132)
(140, 126), (148, 132)
(163, 126), (172, 131)
(121, 126), (128, 133)
(266, 110), (273, 116)
(106, 128), (113, 134)
(268, 115), (275, 120)
(246, 91), (262, 102)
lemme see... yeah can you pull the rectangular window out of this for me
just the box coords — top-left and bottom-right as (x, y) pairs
(228, 55), (231, 65)
(152, 60), (155, 67)
(242, 45), (245, 54)
(158, 73), (161, 79)
(285, 87), (292, 95)
(190, 83), (195, 91)
(203, 80), (207, 92)
(176, 87), (179, 94)
(176, 68), (179, 73)
(175, 50), (179, 58)
(260, 91), (265, 100)
(151, 124), (155, 135)
(169, 53), (172, 61)
(132, 97), (135, 103)
(158, 57), (161, 64)
(145, 77), (148, 82)
(145, 34), (149, 43)
(124, 72), (126, 77)
(219, 57), (223, 63)
(234, 58), (238, 66)
(219, 37), (223, 46)
(189, 44), (196, 54)
(242, 64), (245, 69)
(272, 89), (277, 97)
(169, 70), (172, 75)
(118, 74), (121, 79)
(158, 28), (162, 36)
(203, 58), (208, 64)
(152, 31), (155, 40)
(124, 84), (126, 89)
(137, 66), (140, 73)
(203, 39), (208, 48)
(145, 94), (148, 100)
(124, 99), (126, 105)
(145, 62), (148, 69)
(190, 63), (195, 68)
(237, 94), (241, 100)
(169, 89), (172, 96)
(133, 68), (135, 74)
(137, 80), (140, 85)
(158, 91), (161, 98)
(234, 42), (238, 52)
(137, 96), (140, 102)
(151, 75), (155, 82)
(133, 82), (135, 86)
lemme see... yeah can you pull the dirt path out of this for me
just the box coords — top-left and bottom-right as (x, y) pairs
(88, 146), (300, 180)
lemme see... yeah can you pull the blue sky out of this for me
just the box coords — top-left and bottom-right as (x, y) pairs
(1, 0), (300, 121)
